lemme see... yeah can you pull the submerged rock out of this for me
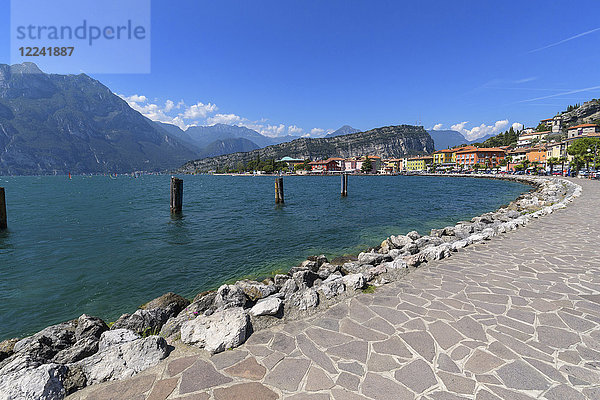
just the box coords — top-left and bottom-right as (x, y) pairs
(180, 307), (250, 354)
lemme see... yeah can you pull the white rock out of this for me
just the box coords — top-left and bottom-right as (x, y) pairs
(451, 240), (468, 251)
(422, 244), (452, 261)
(249, 297), (282, 317)
(180, 307), (249, 354)
(467, 233), (485, 244)
(77, 336), (168, 385)
(291, 288), (319, 311)
(481, 228), (496, 239)
(98, 329), (140, 352)
(0, 360), (66, 400)
(319, 278), (345, 299)
(342, 273), (366, 290)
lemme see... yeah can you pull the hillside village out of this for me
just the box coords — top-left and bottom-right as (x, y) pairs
(263, 100), (600, 177)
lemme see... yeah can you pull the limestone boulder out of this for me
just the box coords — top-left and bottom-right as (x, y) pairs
(236, 280), (277, 301)
(74, 314), (108, 342)
(140, 292), (190, 316)
(180, 307), (250, 354)
(14, 321), (77, 362)
(291, 288), (319, 311)
(110, 308), (170, 335)
(0, 354), (67, 400)
(249, 296), (283, 317)
(98, 329), (140, 352)
(212, 284), (248, 310)
(77, 336), (168, 385)
(341, 273), (366, 290)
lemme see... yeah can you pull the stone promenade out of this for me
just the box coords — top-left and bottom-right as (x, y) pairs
(69, 178), (600, 400)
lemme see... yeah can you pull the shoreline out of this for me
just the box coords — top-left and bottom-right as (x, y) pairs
(0, 174), (582, 399)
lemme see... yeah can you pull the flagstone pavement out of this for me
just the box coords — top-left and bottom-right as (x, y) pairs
(69, 178), (600, 400)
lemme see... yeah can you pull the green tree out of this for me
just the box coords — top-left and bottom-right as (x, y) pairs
(535, 122), (548, 132)
(361, 157), (373, 173)
(570, 155), (585, 174)
(302, 160), (311, 171)
(546, 157), (559, 174)
(567, 137), (600, 170)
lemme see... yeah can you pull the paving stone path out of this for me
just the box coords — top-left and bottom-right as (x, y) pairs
(69, 178), (600, 399)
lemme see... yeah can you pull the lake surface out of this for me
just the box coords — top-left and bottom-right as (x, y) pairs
(0, 174), (528, 340)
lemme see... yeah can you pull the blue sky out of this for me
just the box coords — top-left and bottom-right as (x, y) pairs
(1, 0), (600, 140)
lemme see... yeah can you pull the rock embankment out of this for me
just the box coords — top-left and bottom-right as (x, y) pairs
(0, 175), (581, 400)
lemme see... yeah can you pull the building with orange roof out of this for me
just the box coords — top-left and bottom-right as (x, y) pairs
(308, 158), (343, 173)
(433, 149), (454, 165)
(526, 146), (547, 165)
(567, 124), (600, 139)
(455, 147), (506, 170)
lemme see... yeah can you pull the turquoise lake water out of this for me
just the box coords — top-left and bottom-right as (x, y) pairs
(0, 175), (528, 340)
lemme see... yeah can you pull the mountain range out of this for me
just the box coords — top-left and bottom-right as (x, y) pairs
(179, 125), (434, 173)
(326, 125), (361, 137)
(0, 63), (197, 175)
(427, 129), (495, 150)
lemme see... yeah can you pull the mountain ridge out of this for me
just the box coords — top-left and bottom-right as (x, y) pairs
(0, 63), (196, 175)
(179, 125), (434, 173)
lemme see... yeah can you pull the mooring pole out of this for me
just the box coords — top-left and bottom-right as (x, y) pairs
(341, 173), (348, 197)
(170, 177), (183, 213)
(275, 177), (284, 204)
(0, 187), (6, 230)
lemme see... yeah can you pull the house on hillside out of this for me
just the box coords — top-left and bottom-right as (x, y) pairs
(567, 124), (600, 139)
(517, 131), (550, 148)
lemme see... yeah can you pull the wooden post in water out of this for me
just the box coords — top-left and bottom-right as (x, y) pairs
(170, 177), (183, 213)
(0, 187), (6, 230)
(275, 177), (284, 204)
(341, 173), (348, 197)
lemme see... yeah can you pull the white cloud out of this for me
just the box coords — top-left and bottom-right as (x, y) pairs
(164, 100), (175, 113)
(433, 123), (443, 130)
(288, 125), (303, 135)
(181, 102), (218, 120)
(206, 113), (243, 125)
(118, 93), (328, 137)
(310, 128), (325, 136)
(450, 119), (511, 141)
(512, 122), (524, 131)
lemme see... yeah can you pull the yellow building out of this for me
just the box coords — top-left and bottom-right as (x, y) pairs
(406, 156), (433, 171)
(433, 149), (456, 168)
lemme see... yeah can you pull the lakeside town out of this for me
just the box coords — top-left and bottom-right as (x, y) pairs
(235, 113), (600, 178)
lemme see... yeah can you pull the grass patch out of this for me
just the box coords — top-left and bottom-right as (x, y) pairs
(362, 285), (376, 294)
